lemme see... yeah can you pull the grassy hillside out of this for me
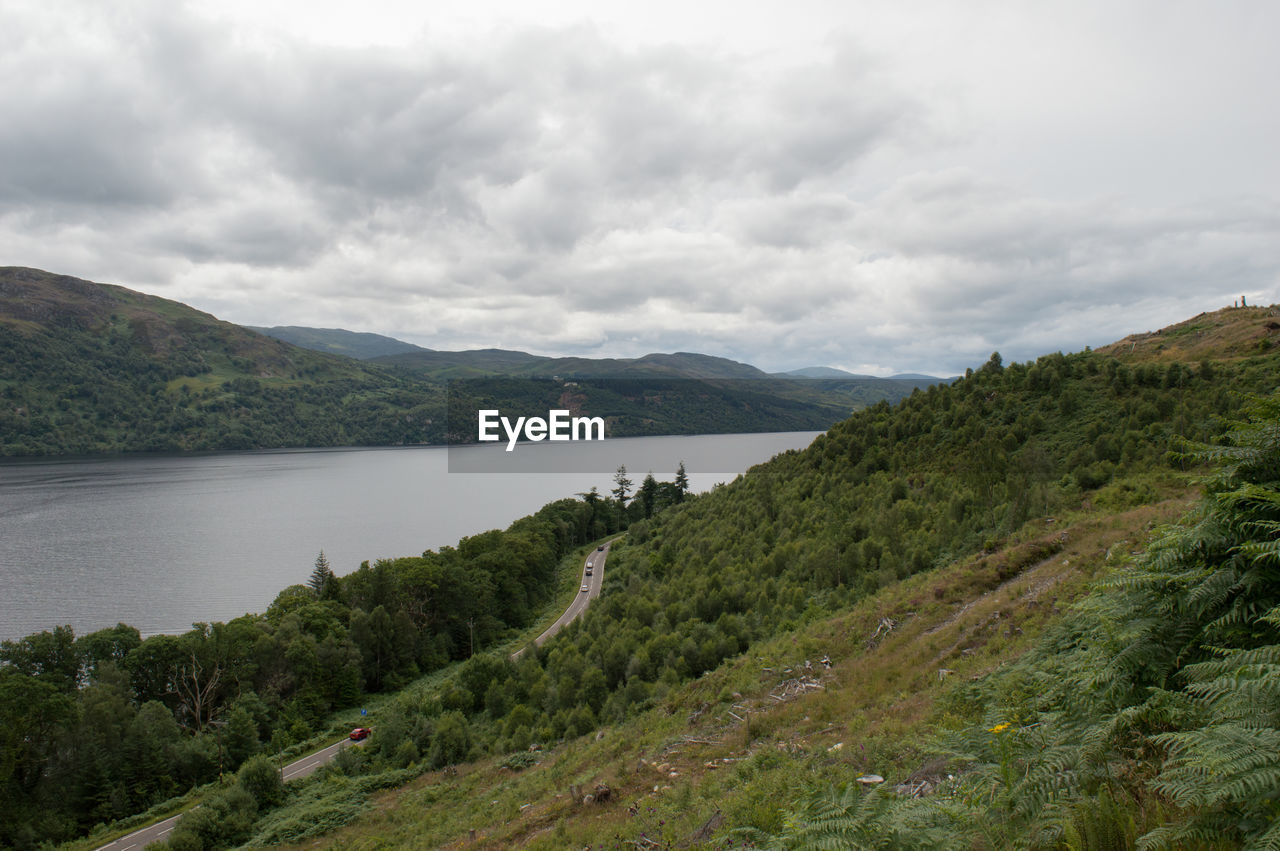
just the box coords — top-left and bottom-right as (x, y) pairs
(96, 306), (1277, 849)
(1097, 303), (1280, 362)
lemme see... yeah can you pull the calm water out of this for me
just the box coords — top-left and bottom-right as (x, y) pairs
(0, 432), (818, 641)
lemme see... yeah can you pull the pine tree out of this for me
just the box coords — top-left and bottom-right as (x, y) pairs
(674, 460), (689, 502)
(639, 472), (659, 519)
(308, 550), (333, 598)
(612, 465), (632, 505)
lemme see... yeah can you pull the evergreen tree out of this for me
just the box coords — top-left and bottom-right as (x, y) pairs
(221, 705), (260, 770)
(639, 472), (659, 519)
(674, 460), (689, 502)
(308, 550), (334, 598)
(611, 465), (632, 505)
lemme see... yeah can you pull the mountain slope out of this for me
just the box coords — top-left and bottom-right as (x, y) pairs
(248, 326), (429, 360)
(0, 269), (875, 456)
(242, 308), (1280, 848)
(371, 348), (771, 380)
(1096, 303), (1280, 362)
(17, 302), (1280, 849)
(0, 267), (446, 454)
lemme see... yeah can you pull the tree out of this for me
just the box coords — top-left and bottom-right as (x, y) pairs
(236, 754), (284, 807)
(674, 460), (689, 502)
(639, 472), (659, 519)
(222, 705), (260, 770)
(77, 624), (142, 675)
(309, 550), (334, 598)
(0, 669), (74, 843)
(577, 486), (603, 533)
(0, 624), (81, 691)
(174, 647), (222, 731)
(428, 711), (473, 768)
(612, 465), (633, 505)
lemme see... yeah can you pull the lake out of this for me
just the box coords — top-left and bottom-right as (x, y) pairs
(0, 431), (819, 642)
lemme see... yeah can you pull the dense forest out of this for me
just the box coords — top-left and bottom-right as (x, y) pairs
(306, 347), (1272, 808)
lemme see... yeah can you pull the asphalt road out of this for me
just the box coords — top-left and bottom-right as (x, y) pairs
(92, 810), (187, 851)
(95, 541), (616, 849)
(93, 739), (360, 850)
(281, 737), (351, 782)
(511, 539), (615, 660)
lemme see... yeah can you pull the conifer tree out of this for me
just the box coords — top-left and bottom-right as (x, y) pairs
(309, 550), (333, 598)
(612, 465), (633, 505)
(674, 460), (689, 501)
(639, 472), (659, 519)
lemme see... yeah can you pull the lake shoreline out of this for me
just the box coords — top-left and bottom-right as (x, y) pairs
(0, 431), (821, 641)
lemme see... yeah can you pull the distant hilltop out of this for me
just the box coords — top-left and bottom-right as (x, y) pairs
(0, 267), (939, 456)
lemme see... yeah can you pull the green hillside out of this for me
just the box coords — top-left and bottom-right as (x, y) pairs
(0, 269), (867, 456)
(373, 347), (773, 380)
(8, 304), (1272, 850)
(248, 308), (1279, 848)
(0, 268), (445, 455)
(10, 288), (1280, 848)
(248, 326), (430, 360)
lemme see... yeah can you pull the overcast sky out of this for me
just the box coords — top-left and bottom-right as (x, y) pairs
(4, 0), (1278, 375)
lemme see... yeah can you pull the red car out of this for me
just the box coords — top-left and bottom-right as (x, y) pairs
(349, 727), (371, 741)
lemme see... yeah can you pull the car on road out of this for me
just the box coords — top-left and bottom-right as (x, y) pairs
(597, 545), (605, 551)
(580, 584), (589, 592)
(349, 727), (371, 741)
(586, 567), (592, 575)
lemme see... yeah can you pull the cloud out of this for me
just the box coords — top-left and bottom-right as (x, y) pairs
(2, 0), (1278, 376)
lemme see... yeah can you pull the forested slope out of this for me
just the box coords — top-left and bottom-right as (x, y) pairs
(6, 305), (1279, 849)
(261, 308), (1280, 848)
(0, 268), (870, 456)
(0, 496), (630, 847)
(0, 267), (444, 454)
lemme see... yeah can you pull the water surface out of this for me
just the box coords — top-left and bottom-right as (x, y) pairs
(0, 432), (818, 641)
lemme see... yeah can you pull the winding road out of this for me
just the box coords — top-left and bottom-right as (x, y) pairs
(95, 539), (615, 850)
(512, 538), (615, 659)
(93, 739), (360, 851)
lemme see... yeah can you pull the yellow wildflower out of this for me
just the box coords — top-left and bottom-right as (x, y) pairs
(988, 722), (1011, 733)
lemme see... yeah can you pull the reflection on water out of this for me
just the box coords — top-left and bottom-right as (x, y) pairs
(0, 432), (818, 641)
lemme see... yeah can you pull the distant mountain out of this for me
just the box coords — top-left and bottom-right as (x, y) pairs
(253, 327), (950, 389)
(780, 366), (955, 385)
(0, 268), (879, 456)
(373, 348), (770, 380)
(779, 366), (875, 379)
(891, 372), (950, 381)
(249, 325), (429, 360)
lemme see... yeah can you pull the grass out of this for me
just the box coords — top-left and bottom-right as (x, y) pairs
(1097, 303), (1280, 363)
(276, 483), (1195, 849)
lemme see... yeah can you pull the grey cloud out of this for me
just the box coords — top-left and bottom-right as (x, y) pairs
(4, 1), (1278, 380)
